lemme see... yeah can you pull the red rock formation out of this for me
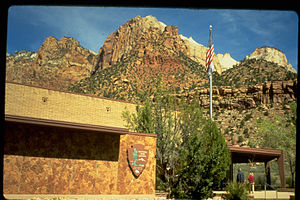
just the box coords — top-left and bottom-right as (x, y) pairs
(92, 16), (189, 73)
(247, 46), (296, 73)
(184, 79), (298, 110)
(6, 36), (96, 90)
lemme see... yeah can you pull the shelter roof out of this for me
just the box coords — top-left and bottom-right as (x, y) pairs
(228, 145), (283, 163)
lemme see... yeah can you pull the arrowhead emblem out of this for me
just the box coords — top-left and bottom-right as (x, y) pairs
(127, 144), (149, 177)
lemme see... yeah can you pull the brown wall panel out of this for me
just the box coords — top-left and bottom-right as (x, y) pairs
(69, 160), (96, 194)
(48, 158), (73, 194)
(117, 134), (157, 195)
(4, 121), (156, 195)
(95, 161), (118, 194)
(4, 122), (120, 194)
(3, 155), (23, 193)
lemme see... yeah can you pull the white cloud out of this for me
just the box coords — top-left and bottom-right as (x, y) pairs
(234, 10), (295, 37)
(216, 10), (294, 38)
(33, 6), (110, 51)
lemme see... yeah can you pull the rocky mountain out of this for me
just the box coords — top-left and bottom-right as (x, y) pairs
(6, 36), (96, 89)
(213, 58), (297, 88)
(6, 15), (296, 94)
(92, 15), (238, 75)
(5, 15), (297, 146)
(6, 51), (37, 83)
(179, 35), (238, 73)
(67, 15), (216, 101)
(92, 15), (189, 72)
(246, 46), (296, 73)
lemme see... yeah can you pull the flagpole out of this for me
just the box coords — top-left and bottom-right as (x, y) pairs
(209, 25), (213, 123)
(209, 67), (212, 121)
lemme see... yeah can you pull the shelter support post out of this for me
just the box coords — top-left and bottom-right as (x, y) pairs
(265, 161), (271, 185)
(277, 152), (286, 188)
(228, 153), (233, 182)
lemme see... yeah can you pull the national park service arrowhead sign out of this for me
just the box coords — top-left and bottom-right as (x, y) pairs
(127, 144), (149, 177)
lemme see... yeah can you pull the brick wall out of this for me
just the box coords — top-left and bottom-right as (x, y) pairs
(5, 82), (137, 128)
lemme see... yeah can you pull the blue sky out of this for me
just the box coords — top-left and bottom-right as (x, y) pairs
(7, 6), (298, 71)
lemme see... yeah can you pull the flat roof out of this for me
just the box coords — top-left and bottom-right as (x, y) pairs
(228, 145), (283, 163)
(5, 114), (157, 138)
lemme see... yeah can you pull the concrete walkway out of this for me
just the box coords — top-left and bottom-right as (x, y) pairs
(213, 190), (295, 200)
(253, 190), (294, 199)
(3, 194), (168, 200)
(4, 191), (295, 200)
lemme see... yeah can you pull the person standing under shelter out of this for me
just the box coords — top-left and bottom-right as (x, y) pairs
(237, 168), (244, 183)
(248, 172), (255, 193)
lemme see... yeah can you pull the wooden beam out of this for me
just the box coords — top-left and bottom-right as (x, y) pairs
(277, 151), (286, 188)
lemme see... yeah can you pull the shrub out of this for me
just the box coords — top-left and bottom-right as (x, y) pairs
(224, 128), (229, 135)
(222, 182), (250, 200)
(243, 128), (249, 138)
(238, 135), (244, 143)
(240, 119), (245, 128)
(244, 113), (252, 121)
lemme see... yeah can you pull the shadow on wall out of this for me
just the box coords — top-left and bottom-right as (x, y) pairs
(4, 121), (120, 161)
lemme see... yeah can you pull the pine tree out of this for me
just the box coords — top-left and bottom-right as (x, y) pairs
(173, 121), (231, 199)
(122, 80), (231, 198)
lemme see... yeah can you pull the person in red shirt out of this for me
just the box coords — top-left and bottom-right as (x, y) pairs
(248, 172), (255, 193)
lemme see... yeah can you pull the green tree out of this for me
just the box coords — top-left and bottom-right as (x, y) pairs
(173, 121), (231, 199)
(122, 100), (155, 133)
(122, 79), (231, 198)
(122, 78), (180, 193)
(251, 102), (296, 187)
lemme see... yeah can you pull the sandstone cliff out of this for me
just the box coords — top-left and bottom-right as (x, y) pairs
(175, 79), (297, 145)
(217, 53), (240, 71)
(183, 79), (297, 110)
(93, 15), (240, 75)
(6, 36), (96, 89)
(246, 46), (296, 73)
(92, 15), (190, 73)
(179, 35), (222, 74)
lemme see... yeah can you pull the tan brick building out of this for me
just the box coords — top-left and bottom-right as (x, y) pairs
(4, 82), (157, 199)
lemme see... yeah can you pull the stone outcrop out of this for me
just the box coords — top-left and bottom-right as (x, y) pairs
(6, 51), (37, 83)
(35, 36), (96, 75)
(179, 35), (224, 74)
(92, 15), (189, 73)
(178, 79), (297, 110)
(6, 36), (96, 89)
(217, 53), (240, 71)
(246, 46), (296, 73)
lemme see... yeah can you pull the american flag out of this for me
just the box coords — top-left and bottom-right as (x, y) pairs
(206, 25), (214, 73)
